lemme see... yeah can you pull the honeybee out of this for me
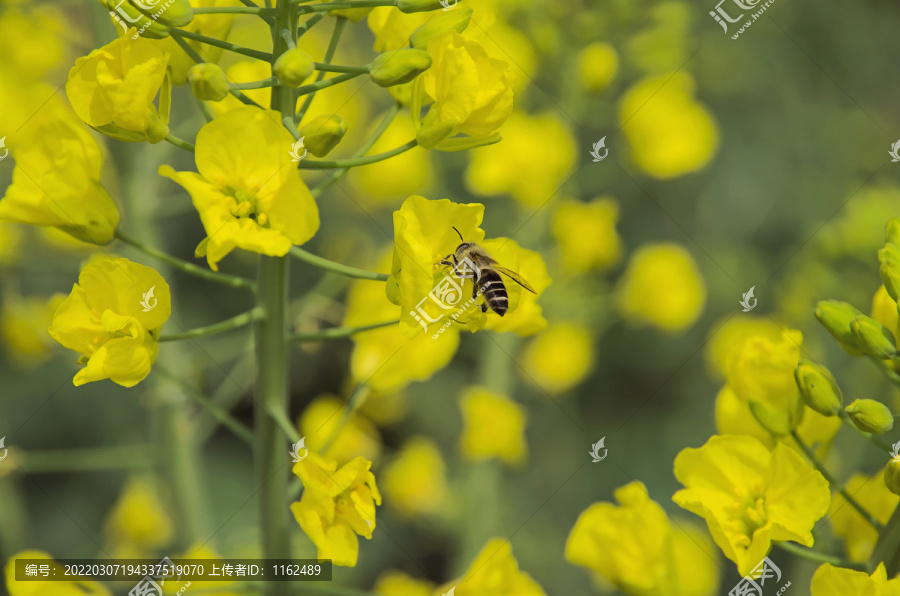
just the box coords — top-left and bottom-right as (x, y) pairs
(440, 227), (536, 316)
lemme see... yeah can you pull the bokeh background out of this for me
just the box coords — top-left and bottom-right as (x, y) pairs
(2, 0), (900, 593)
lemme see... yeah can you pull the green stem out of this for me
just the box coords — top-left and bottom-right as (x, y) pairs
(231, 76), (281, 90)
(297, 12), (326, 36)
(311, 102), (400, 197)
(193, 6), (278, 14)
(159, 308), (263, 342)
(791, 430), (883, 531)
(298, 138), (417, 169)
(235, 0), (277, 22)
(314, 62), (371, 74)
(871, 503), (900, 575)
(114, 230), (257, 291)
(295, 16), (345, 124)
(289, 320), (397, 343)
(289, 246), (389, 280)
(280, 28), (297, 49)
(165, 133), (195, 152)
(775, 542), (868, 571)
(20, 445), (153, 472)
(297, 0), (397, 12)
(294, 71), (362, 98)
(171, 28), (273, 62)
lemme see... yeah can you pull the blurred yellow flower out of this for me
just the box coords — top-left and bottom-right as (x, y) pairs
(4, 550), (111, 596)
(811, 563), (900, 596)
(163, 544), (239, 596)
(673, 435), (831, 575)
(704, 315), (783, 379)
(381, 436), (446, 517)
(439, 538), (545, 596)
(417, 32), (514, 148)
(618, 73), (718, 179)
(551, 197), (622, 273)
(298, 395), (381, 466)
(160, 106), (319, 271)
(520, 323), (593, 395)
(290, 452), (382, 567)
(0, 222), (22, 265)
(0, 8), (66, 82)
(724, 329), (804, 435)
(830, 471), (899, 563)
(154, 0), (236, 85)
(66, 34), (170, 143)
(615, 243), (706, 333)
(565, 481), (718, 596)
(872, 285), (900, 339)
(48, 257), (171, 387)
(0, 295), (64, 368)
(367, 6), (431, 52)
(374, 570), (435, 596)
(0, 116), (119, 244)
(577, 42), (618, 92)
(460, 386), (527, 465)
(348, 116), (434, 206)
(105, 476), (173, 556)
(465, 112), (576, 206)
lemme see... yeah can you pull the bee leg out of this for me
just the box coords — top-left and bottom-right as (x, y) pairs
(439, 254), (458, 268)
(481, 302), (488, 313)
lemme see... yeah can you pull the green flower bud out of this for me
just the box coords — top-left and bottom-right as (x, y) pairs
(851, 315), (897, 359)
(881, 249), (900, 301)
(188, 63), (230, 102)
(298, 115), (348, 157)
(410, 7), (473, 48)
(845, 399), (894, 434)
(885, 457), (900, 497)
(273, 49), (315, 88)
(748, 397), (804, 437)
(887, 218), (900, 246)
(134, 0), (194, 28)
(794, 360), (842, 416)
(370, 49), (432, 87)
(415, 118), (457, 149)
(815, 300), (863, 356)
(397, 0), (453, 13)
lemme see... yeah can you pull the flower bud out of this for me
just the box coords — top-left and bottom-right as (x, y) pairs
(103, 0), (169, 39)
(397, 0), (451, 13)
(370, 49), (432, 87)
(273, 49), (315, 88)
(887, 218), (900, 246)
(815, 300), (863, 356)
(794, 360), (842, 416)
(851, 315), (897, 359)
(188, 63), (229, 102)
(416, 118), (457, 149)
(134, 0), (194, 28)
(298, 115), (348, 157)
(410, 8), (473, 48)
(880, 249), (900, 302)
(845, 399), (894, 434)
(885, 458), (900, 497)
(748, 397), (804, 436)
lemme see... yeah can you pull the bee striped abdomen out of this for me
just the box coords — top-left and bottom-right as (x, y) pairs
(479, 269), (509, 316)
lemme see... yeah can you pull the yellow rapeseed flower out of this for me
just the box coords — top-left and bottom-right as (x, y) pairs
(615, 242), (706, 333)
(0, 8), (66, 83)
(0, 116), (119, 244)
(66, 34), (170, 143)
(673, 435), (831, 575)
(459, 386), (527, 465)
(704, 315), (783, 379)
(811, 563), (900, 596)
(290, 452), (382, 567)
(1, 295), (64, 368)
(163, 544), (240, 596)
(381, 436), (446, 517)
(520, 323), (593, 395)
(830, 471), (899, 562)
(565, 481), (718, 596)
(367, 6), (431, 52)
(4, 550), (111, 596)
(618, 73), (719, 179)
(872, 285), (900, 339)
(104, 476), (174, 556)
(577, 42), (618, 92)
(48, 257), (171, 387)
(298, 394), (381, 466)
(551, 197), (622, 273)
(374, 570), (435, 596)
(439, 538), (545, 596)
(160, 106), (319, 271)
(465, 112), (576, 206)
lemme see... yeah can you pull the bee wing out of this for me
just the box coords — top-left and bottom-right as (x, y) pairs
(495, 267), (537, 294)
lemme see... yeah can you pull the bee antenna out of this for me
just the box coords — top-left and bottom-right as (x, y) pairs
(452, 226), (464, 242)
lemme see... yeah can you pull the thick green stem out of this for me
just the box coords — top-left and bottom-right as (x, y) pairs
(159, 308), (263, 342)
(289, 320), (398, 343)
(165, 133), (196, 152)
(294, 72), (362, 98)
(298, 138), (417, 169)
(171, 28), (274, 62)
(232, 76), (281, 90)
(289, 246), (389, 280)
